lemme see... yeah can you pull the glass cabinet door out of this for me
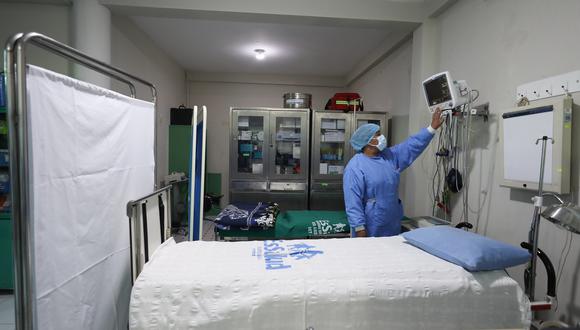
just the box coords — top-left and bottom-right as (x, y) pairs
(349, 112), (390, 159)
(355, 112), (389, 132)
(312, 112), (351, 179)
(269, 112), (308, 180)
(356, 118), (382, 129)
(231, 111), (269, 179)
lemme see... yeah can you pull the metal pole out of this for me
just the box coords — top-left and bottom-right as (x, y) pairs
(166, 189), (172, 239)
(133, 204), (141, 281)
(527, 136), (552, 301)
(463, 99), (473, 225)
(4, 32), (28, 330)
(14, 36), (36, 330)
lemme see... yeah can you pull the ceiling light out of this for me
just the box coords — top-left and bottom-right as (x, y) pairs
(254, 49), (266, 60)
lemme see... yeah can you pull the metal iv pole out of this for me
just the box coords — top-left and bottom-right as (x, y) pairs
(525, 135), (553, 301)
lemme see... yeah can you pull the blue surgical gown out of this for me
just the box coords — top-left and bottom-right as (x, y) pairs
(343, 128), (434, 237)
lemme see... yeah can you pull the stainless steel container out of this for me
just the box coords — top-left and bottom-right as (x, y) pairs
(283, 92), (311, 109)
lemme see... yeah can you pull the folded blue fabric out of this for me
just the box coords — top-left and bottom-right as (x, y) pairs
(401, 226), (531, 272)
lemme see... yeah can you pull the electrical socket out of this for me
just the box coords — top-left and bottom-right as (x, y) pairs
(557, 80), (569, 94)
(516, 86), (527, 101)
(559, 72), (576, 93)
(540, 81), (553, 98)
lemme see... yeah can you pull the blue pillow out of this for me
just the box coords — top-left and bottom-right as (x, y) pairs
(401, 226), (531, 272)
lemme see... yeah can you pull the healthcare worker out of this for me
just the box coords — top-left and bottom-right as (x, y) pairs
(343, 108), (444, 237)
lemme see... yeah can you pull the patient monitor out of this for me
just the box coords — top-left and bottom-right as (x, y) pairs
(422, 71), (469, 113)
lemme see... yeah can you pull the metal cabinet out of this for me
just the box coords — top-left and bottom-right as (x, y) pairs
(310, 110), (390, 210)
(229, 107), (310, 210)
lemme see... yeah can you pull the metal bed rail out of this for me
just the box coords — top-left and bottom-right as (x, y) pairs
(4, 32), (158, 330)
(126, 178), (188, 283)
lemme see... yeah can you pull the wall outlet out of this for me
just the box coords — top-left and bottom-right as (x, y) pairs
(516, 70), (580, 103)
(540, 81), (553, 98)
(516, 86), (527, 100)
(557, 80), (569, 94)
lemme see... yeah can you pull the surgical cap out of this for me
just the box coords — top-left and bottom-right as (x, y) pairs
(350, 123), (380, 152)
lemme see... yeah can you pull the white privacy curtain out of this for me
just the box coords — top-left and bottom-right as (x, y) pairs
(26, 65), (155, 330)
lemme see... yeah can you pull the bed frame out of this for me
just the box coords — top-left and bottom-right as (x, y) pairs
(126, 178), (189, 283)
(4, 32), (157, 330)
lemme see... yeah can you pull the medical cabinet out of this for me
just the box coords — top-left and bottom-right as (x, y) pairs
(229, 107), (310, 210)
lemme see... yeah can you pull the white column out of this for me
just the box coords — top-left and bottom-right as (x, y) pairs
(404, 18), (441, 216)
(72, 0), (111, 89)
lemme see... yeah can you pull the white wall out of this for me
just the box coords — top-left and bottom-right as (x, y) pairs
(348, 39), (414, 206)
(348, 39), (412, 117)
(408, 0), (580, 324)
(0, 3), (70, 75)
(111, 15), (187, 185)
(187, 81), (340, 203)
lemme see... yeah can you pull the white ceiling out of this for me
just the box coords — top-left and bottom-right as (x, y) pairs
(104, 0), (455, 85)
(131, 16), (415, 78)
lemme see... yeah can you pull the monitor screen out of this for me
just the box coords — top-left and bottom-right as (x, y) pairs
(424, 74), (452, 106)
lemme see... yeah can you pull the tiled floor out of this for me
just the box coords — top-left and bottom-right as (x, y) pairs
(0, 295), (14, 330)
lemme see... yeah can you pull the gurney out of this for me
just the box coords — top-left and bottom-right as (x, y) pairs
(127, 184), (531, 330)
(129, 235), (530, 330)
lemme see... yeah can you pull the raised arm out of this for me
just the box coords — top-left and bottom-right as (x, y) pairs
(388, 108), (443, 171)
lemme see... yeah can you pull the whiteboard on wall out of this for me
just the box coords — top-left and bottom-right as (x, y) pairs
(502, 107), (553, 184)
(500, 95), (573, 194)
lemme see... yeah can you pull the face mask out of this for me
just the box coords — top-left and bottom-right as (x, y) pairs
(370, 134), (387, 151)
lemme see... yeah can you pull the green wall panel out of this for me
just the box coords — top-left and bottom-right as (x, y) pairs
(168, 125), (192, 175)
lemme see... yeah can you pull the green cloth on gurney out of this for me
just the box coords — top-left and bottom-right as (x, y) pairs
(215, 210), (350, 240)
(275, 210), (349, 239)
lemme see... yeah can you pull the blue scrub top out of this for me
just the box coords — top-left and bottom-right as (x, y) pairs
(343, 128), (434, 237)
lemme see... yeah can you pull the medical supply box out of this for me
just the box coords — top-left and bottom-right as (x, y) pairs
(325, 92), (363, 112)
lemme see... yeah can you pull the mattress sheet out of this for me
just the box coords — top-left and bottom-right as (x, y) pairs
(130, 236), (530, 330)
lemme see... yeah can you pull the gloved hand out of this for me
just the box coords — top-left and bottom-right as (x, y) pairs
(431, 108), (444, 130)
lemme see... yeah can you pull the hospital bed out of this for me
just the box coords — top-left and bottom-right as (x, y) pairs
(128, 190), (531, 330)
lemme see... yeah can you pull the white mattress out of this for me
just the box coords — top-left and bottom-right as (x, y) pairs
(130, 236), (531, 330)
